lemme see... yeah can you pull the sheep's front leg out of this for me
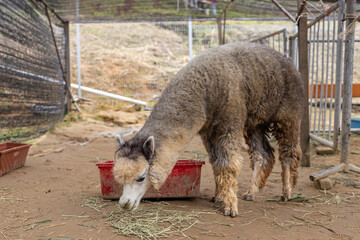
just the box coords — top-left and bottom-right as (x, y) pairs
(212, 153), (242, 217)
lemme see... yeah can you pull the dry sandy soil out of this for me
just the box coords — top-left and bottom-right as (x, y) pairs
(1, 112), (360, 240)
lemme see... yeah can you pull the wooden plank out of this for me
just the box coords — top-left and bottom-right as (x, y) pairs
(309, 83), (360, 98)
(298, 11), (310, 167)
(310, 163), (345, 181)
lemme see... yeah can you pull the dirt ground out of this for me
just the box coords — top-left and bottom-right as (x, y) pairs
(1, 112), (360, 240)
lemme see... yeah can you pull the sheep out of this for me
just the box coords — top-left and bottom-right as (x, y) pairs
(113, 42), (305, 217)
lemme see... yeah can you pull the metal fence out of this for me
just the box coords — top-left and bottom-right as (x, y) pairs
(287, 1), (359, 151)
(251, 28), (287, 55)
(71, 19), (294, 103)
(293, 2), (343, 150)
(288, 1), (359, 149)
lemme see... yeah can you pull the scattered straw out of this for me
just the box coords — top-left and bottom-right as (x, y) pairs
(238, 210), (253, 217)
(25, 219), (52, 231)
(62, 215), (90, 219)
(107, 204), (214, 240)
(46, 223), (66, 229)
(214, 221), (233, 227)
(292, 214), (337, 234)
(266, 192), (360, 206)
(200, 231), (230, 237)
(266, 193), (313, 203)
(314, 191), (360, 205)
(78, 223), (96, 229)
(82, 197), (108, 211)
(0, 188), (25, 205)
(272, 218), (304, 229)
(80, 198), (219, 239)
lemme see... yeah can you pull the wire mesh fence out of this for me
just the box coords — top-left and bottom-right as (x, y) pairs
(307, 12), (340, 143)
(44, 0), (309, 22)
(71, 19), (294, 102)
(0, 0), (67, 143)
(251, 28), (287, 55)
(289, 3), (343, 148)
(288, 0), (360, 149)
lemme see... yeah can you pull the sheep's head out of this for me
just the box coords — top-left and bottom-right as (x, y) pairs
(113, 135), (155, 211)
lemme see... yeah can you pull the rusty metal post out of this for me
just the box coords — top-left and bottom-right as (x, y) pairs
(297, 3), (310, 167)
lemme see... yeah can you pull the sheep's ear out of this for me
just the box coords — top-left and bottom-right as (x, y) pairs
(115, 134), (125, 147)
(143, 136), (155, 161)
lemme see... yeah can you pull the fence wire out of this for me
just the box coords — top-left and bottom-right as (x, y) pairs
(251, 28), (287, 55)
(288, 1), (360, 149)
(44, 0), (312, 22)
(71, 19), (294, 102)
(0, 0), (67, 142)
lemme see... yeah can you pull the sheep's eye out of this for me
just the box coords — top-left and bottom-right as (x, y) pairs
(136, 177), (145, 182)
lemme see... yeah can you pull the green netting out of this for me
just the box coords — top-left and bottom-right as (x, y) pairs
(0, 0), (67, 142)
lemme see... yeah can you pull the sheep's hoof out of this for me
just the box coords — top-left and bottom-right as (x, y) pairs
(242, 192), (255, 201)
(224, 208), (238, 218)
(211, 197), (223, 203)
(281, 195), (289, 202)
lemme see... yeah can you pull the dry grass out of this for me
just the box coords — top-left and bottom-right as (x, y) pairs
(70, 23), (189, 102)
(108, 206), (200, 239)
(0, 187), (25, 206)
(82, 197), (217, 240)
(82, 196), (109, 212)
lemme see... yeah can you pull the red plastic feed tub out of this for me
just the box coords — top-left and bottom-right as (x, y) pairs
(96, 160), (205, 199)
(0, 142), (32, 176)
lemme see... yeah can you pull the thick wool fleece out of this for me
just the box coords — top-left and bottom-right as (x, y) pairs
(114, 42), (304, 216)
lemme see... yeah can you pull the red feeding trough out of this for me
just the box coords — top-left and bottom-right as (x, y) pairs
(0, 142), (32, 176)
(96, 160), (205, 199)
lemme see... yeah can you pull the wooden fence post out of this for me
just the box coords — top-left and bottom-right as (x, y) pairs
(297, 2), (310, 167)
(341, 0), (356, 171)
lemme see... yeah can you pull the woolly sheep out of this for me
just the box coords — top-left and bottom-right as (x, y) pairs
(113, 42), (305, 217)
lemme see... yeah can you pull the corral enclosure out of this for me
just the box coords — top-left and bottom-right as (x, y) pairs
(70, 20), (295, 101)
(1, 0), (360, 239)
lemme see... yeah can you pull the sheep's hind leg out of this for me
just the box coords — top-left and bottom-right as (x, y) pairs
(274, 121), (301, 201)
(242, 127), (275, 201)
(210, 140), (243, 217)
